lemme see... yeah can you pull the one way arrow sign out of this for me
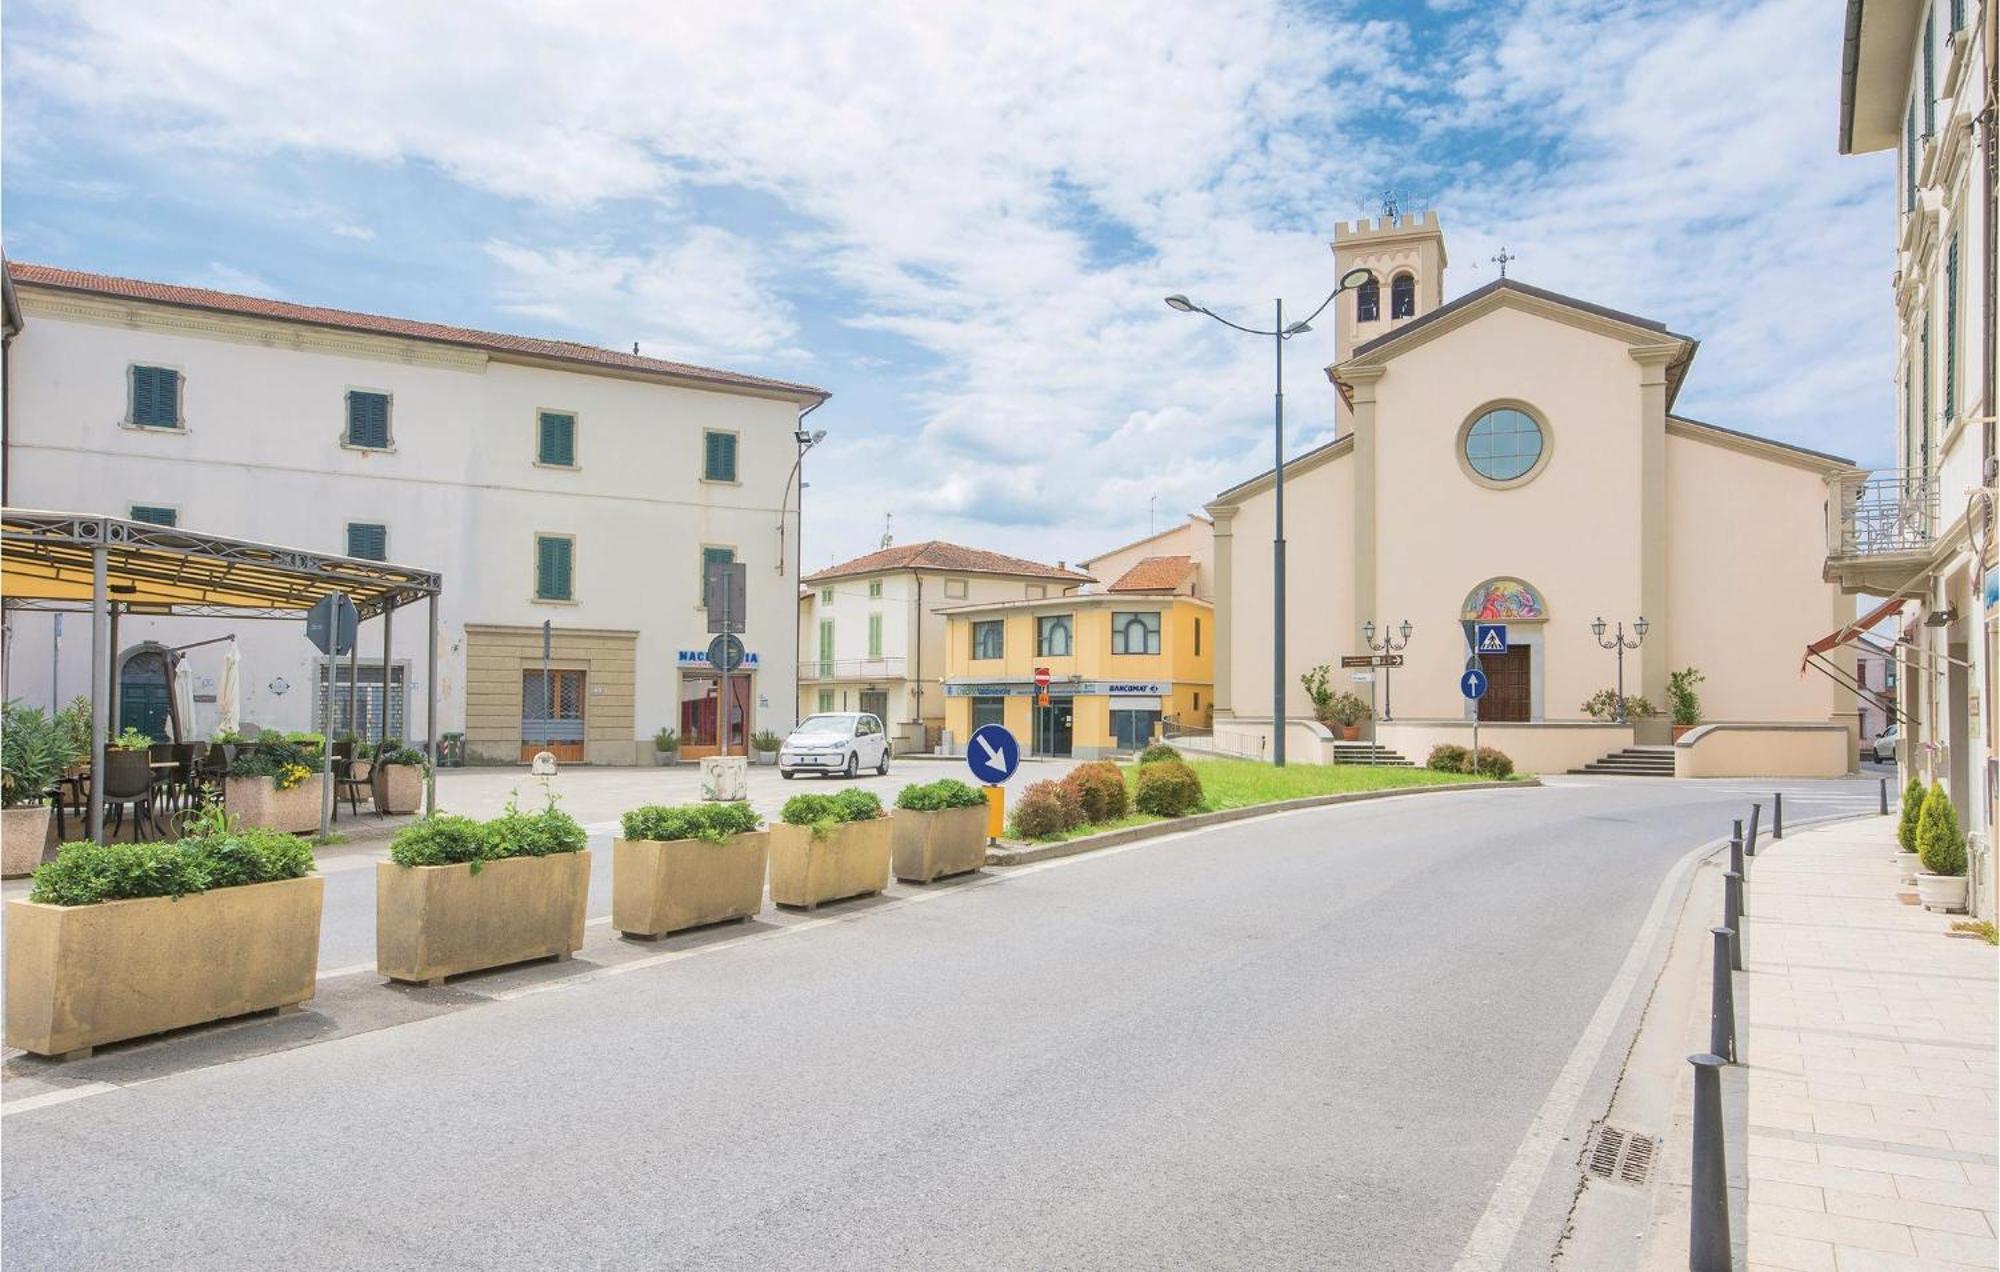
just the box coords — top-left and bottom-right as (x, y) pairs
(1474, 623), (1508, 655)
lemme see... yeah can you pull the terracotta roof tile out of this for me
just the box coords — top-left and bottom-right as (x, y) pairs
(1108, 555), (1194, 592)
(7, 262), (828, 402)
(803, 540), (1093, 584)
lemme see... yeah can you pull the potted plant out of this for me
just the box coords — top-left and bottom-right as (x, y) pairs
(5, 811), (321, 1058)
(768, 789), (892, 909)
(224, 738), (323, 833)
(751, 729), (783, 767)
(1324, 691), (1371, 741)
(653, 727), (679, 767)
(1913, 781), (1969, 913)
(1667, 668), (1705, 741)
(371, 742), (429, 815)
(891, 779), (989, 883)
(1895, 775), (1925, 885)
(612, 801), (766, 939)
(2, 702), (71, 878)
(210, 726), (244, 765)
(376, 793), (590, 985)
(109, 725), (153, 751)
(1581, 690), (1660, 720)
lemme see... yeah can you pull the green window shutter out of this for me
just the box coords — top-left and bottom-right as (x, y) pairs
(1944, 238), (1958, 422)
(1920, 314), (1932, 474)
(1906, 105), (1917, 211)
(1922, 13), (1935, 135)
(538, 412), (576, 466)
(347, 522), (387, 561)
(1951, 0), (1964, 29)
(868, 613), (883, 658)
(347, 391), (391, 448)
(129, 504), (176, 527)
(704, 430), (737, 481)
(819, 619), (835, 663)
(130, 366), (179, 428)
(536, 536), (573, 600)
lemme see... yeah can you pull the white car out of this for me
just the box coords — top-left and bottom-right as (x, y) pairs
(779, 712), (890, 779)
(1870, 724), (1899, 763)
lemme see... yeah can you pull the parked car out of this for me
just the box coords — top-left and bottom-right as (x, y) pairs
(1870, 724), (1899, 763)
(779, 713), (890, 779)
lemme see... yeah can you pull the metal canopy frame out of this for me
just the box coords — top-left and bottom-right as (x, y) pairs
(1, 509), (444, 842)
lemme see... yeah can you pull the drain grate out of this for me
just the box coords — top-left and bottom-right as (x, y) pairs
(1585, 1124), (1657, 1186)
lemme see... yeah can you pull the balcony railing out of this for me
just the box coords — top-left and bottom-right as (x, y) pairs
(1833, 468), (1936, 558)
(797, 656), (909, 682)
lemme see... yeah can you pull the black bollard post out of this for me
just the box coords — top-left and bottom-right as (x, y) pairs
(1688, 1053), (1732, 1271)
(1710, 927), (1737, 1063)
(1746, 803), (1761, 857)
(1724, 870), (1744, 971)
(1773, 791), (1783, 840)
(1879, 776), (1889, 816)
(1730, 822), (1745, 878)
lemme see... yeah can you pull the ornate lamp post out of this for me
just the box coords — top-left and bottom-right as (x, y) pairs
(1361, 618), (1413, 722)
(1165, 265), (1376, 765)
(1591, 615), (1650, 723)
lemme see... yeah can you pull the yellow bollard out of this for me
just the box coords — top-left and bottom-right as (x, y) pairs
(983, 784), (1005, 843)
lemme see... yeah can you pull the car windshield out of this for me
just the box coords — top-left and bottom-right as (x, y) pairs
(794, 715), (857, 734)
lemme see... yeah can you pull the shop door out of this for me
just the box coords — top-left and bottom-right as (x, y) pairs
(679, 672), (753, 759)
(1477, 647), (1532, 723)
(1033, 698), (1074, 757)
(859, 690), (889, 723)
(522, 669), (587, 762)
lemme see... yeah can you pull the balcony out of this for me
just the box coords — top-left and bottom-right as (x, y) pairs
(1825, 468), (1937, 593)
(797, 656), (909, 683)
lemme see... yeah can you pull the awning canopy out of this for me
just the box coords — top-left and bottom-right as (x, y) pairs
(1801, 594), (1907, 671)
(1, 509), (440, 619)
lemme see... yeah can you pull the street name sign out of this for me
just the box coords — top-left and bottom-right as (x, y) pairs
(305, 592), (358, 657)
(1350, 672), (1375, 683)
(1460, 667), (1489, 700)
(966, 724), (1021, 785)
(1474, 624), (1508, 656)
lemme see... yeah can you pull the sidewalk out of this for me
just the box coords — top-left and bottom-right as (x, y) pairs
(1744, 816), (1999, 1271)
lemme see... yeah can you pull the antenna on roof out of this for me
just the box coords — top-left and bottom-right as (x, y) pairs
(880, 512), (894, 550)
(1149, 494), (1157, 536)
(1380, 189), (1400, 219)
(632, 342), (640, 355)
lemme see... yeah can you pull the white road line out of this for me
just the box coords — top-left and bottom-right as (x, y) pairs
(0, 1083), (118, 1118)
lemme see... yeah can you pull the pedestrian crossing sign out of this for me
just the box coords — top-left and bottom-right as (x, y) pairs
(1474, 623), (1508, 655)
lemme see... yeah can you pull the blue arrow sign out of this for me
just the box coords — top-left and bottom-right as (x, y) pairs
(1474, 623), (1508, 655)
(966, 724), (1021, 785)
(1460, 668), (1489, 700)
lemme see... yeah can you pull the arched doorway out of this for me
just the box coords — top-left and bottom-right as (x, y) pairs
(1461, 578), (1548, 723)
(115, 643), (178, 742)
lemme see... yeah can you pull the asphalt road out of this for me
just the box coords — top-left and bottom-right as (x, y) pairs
(1, 773), (1881, 1270)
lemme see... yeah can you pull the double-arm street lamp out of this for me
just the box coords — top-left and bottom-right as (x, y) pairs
(1591, 615), (1649, 723)
(1362, 618), (1413, 722)
(1165, 265), (1376, 766)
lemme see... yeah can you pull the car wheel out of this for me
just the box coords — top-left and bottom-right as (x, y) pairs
(781, 769), (795, 780)
(876, 748), (889, 776)
(844, 752), (858, 778)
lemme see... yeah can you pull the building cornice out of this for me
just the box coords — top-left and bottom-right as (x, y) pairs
(1206, 434), (1354, 509)
(1665, 416), (1857, 474)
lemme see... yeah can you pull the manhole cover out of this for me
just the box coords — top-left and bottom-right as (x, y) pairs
(1585, 1124), (1657, 1186)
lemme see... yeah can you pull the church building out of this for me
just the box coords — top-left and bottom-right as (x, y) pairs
(1205, 213), (1859, 776)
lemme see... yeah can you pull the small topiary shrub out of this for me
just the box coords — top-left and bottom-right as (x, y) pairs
(1470, 747), (1514, 779)
(894, 779), (987, 812)
(1897, 775), (1926, 853)
(1138, 742), (1180, 765)
(1009, 779), (1084, 839)
(783, 789), (884, 838)
(1133, 759), (1204, 817)
(1063, 761), (1130, 823)
(1915, 782), (1967, 876)
(388, 815), (492, 869)
(832, 788), (884, 822)
(1427, 744), (1470, 773)
(622, 801), (761, 844)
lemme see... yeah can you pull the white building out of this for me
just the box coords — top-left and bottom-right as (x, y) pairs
(796, 541), (1091, 752)
(0, 263), (829, 765)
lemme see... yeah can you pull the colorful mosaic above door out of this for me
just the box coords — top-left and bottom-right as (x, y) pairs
(1462, 577), (1547, 622)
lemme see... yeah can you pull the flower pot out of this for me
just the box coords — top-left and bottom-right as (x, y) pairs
(2, 805), (53, 879)
(373, 764), (424, 815)
(653, 749), (679, 767)
(376, 851), (590, 985)
(891, 805), (987, 883)
(756, 750), (779, 767)
(1671, 724), (1695, 742)
(768, 817), (892, 909)
(1339, 724), (1360, 741)
(1916, 872), (1968, 914)
(4, 874), (324, 1057)
(612, 831), (768, 938)
(225, 774), (326, 834)
(1896, 850), (1921, 885)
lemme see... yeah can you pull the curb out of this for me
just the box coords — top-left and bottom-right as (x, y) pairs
(985, 777), (1541, 867)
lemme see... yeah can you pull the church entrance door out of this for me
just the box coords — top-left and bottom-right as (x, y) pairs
(1477, 646), (1532, 723)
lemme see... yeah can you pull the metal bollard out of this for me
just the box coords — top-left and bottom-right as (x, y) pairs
(1724, 870), (1744, 971)
(1879, 776), (1889, 816)
(1688, 1053), (1732, 1271)
(1730, 823), (1745, 878)
(1773, 791), (1783, 840)
(1710, 927), (1737, 1062)
(1746, 804), (1761, 857)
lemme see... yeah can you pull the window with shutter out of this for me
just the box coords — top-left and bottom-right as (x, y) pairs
(1906, 105), (1917, 211)
(537, 411), (576, 466)
(346, 391), (392, 449)
(1944, 237), (1958, 422)
(129, 504), (177, 527)
(868, 613), (883, 658)
(700, 546), (735, 603)
(703, 430), (738, 481)
(1922, 13), (1935, 136)
(129, 366), (181, 429)
(1920, 314), (1932, 474)
(346, 522), (388, 561)
(535, 535), (574, 601)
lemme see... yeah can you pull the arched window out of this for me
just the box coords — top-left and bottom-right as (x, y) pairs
(1390, 272), (1416, 319)
(1355, 277), (1380, 322)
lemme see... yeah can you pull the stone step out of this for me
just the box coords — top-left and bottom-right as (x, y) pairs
(1331, 742), (1413, 767)
(1568, 746), (1678, 777)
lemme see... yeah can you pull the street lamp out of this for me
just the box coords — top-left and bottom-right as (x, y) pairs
(1166, 265), (1377, 765)
(1591, 615), (1650, 723)
(1362, 618), (1413, 722)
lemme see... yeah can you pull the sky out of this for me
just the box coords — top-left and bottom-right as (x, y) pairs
(2, 0), (1894, 570)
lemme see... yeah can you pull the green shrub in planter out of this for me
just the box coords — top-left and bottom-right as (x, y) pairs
(388, 815), (492, 869)
(1137, 743), (1181, 765)
(1133, 759), (1203, 817)
(372, 742), (431, 770)
(1062, 761), (1129, 823)
(486, 802), (588, 860)
(621, 802), (761, 844)
(1915, 782), (1967, 876)
(1897, 776), (1926, 853)
(894, 779), (986, 812)
(227, 739), (316, 789)
(751, 730), (784, 754)
(1427, 744), (1470, 773)
(1009, 779), (1084, 839)
(29, 825), (313, 907)
(781, 789), (884, 838)
(3, 701), (72, 809)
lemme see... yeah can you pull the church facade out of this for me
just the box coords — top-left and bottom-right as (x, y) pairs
(1206, 213), (1858, 776)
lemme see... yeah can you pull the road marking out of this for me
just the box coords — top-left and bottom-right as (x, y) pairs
(0, 1083), (118, 1118)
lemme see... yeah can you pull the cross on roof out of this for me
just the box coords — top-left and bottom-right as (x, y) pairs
(1491, 246), (1516, 279)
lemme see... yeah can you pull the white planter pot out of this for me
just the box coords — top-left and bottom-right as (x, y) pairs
(2, 805), (53, 878)
(1896, 851), (1921, 885)
(1916, 873), (1968, 913)
(756, 750), (779, 767)
(653, 750), (678, 767)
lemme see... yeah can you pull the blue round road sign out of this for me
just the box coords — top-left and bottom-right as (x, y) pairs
(966, 724), (1021, 785)
(1460, 668), (1489, 700)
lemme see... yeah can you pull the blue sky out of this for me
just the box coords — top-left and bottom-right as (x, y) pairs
(3, 0), (1892, 568)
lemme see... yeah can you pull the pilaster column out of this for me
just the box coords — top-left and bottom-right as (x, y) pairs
(1208, 504), (1235, 715)
(1342, 367), (1388, 633)
(1631, 345), (1677, 739)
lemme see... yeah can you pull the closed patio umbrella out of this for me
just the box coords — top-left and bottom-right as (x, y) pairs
(173, 656), (197, 741)
(217, 638), (241, 734)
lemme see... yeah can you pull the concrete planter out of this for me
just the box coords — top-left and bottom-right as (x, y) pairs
(891, 805), (987, 883)
(768, 817), (892, 909)
(653, 749), (679, 767)
(376, 851), (590, 985)
(612, 831), (768, 938)
(373, 764), (424, 815)
(4, 874), (324, 1058)
(3, 805), (53, 878)
(226, 774), (325, 834)
(756, 750), (779, 767)
(1916, 872), (1968, 913)
(1896, 850), (1921, 885)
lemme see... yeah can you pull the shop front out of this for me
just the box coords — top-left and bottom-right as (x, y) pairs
(676, 649), (759, 759)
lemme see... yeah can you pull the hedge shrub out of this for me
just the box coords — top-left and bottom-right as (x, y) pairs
(621, 801), (762, 844)
(1469, 747), (1514, 778)
(388, 815), (492, 869)
(1009, 779), (1084, 839)
(1133, 759), (1203, 817)
(781, 788), (884, 830)
(1426, 744), (1469, 773)
(1063, 761), (1130, 823)
(485, 803), (588, 859)
(1137, 743), (1181, 765)
(894, 779), (987, 812)
(1916, 782), (1967, 876)
(28, 828), (314, 907)
(1897, 775), (1926, 853)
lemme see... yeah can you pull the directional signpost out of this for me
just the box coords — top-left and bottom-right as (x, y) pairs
(1461, 663), (1488, 773)
(966, 723), (1021, 846)
(1474, 623), (1508, 657)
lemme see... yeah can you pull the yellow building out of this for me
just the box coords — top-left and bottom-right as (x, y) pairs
(940, 577), (1213, 758)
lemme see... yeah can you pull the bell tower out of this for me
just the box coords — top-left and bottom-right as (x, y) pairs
(1331, 209), (1448, 368)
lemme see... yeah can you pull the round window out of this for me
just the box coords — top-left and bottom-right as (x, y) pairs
(1463, 407), (1545, 483)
